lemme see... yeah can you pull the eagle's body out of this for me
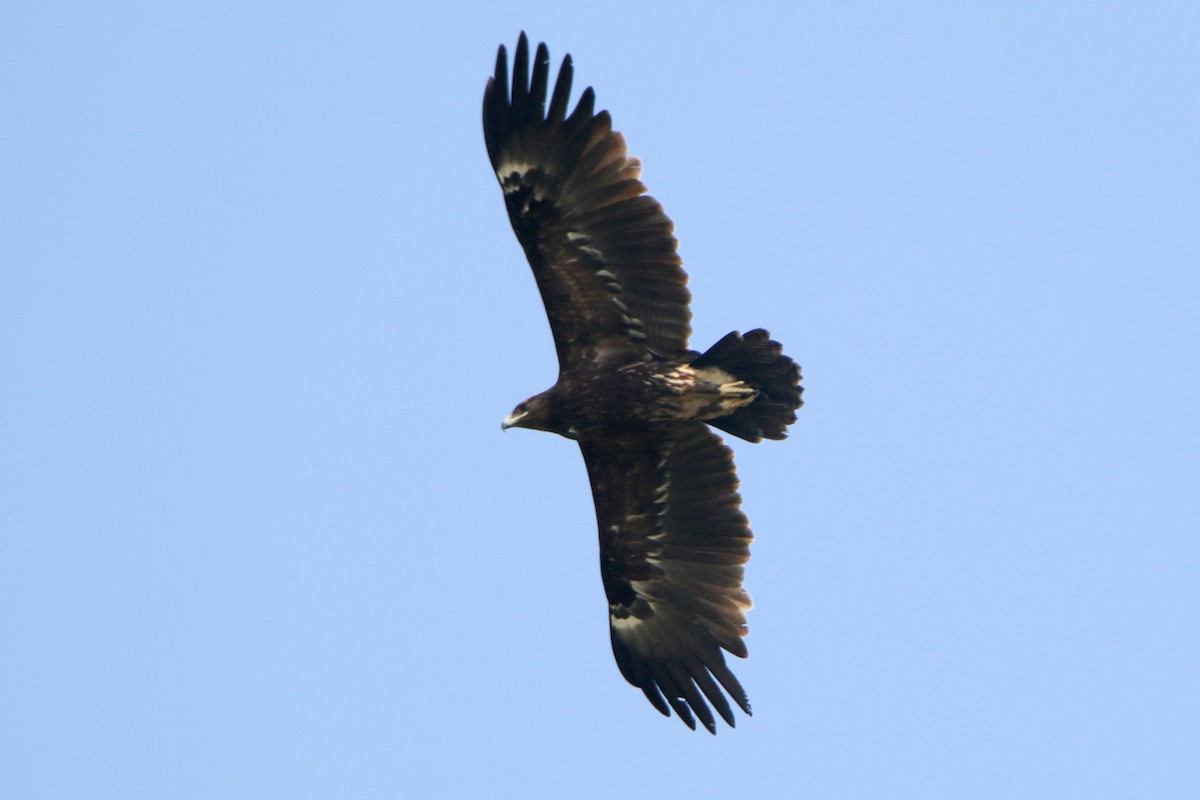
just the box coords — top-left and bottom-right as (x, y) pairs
(484, 34), (803, 733)
(503, 360), (757, 440)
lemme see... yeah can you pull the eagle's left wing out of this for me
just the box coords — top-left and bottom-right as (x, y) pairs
(579, 422), (754, 732)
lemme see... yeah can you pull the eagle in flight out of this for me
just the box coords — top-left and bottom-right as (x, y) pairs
(483, 34), (803, 733)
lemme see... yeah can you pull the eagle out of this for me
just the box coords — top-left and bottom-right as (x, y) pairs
(483, 34), (803, 733)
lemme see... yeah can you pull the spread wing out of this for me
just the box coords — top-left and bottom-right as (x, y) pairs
(580, 422), (754, 733)
(483, 33), (692, 372)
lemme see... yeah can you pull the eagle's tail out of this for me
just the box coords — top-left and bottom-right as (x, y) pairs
(691, 329), (803, 442)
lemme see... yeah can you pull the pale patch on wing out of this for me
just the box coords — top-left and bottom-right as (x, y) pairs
(496, 159), (538, 183)
(609, 582), (658, 630)
(609, 614), (645, 631)
(497, 162), (557, 207)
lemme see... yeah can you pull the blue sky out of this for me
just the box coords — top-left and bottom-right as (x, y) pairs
(3, 2), (1198, 797)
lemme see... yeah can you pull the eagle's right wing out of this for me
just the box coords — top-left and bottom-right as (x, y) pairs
(579, 422), (754, 733)
(483, 33), (692, 372)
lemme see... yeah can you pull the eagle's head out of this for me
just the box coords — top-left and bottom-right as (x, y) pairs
(502, 390), (574, 438)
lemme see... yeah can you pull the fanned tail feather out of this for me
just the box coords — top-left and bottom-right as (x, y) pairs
(691, 329), (803, 442)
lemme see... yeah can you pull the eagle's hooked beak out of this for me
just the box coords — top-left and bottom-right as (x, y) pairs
(501, 410), (528, 431)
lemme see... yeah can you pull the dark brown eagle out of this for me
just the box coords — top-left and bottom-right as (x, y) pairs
(483, 34), (803, 733)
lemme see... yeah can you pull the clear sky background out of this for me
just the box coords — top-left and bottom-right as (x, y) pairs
(4, 2), (1197, 797)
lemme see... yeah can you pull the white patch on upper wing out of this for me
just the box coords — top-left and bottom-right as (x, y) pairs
(496, 160), (537, 182)
(610, 609), (651, 631)
(497, 160), (555, 202)
(609, 580), (659, 629)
